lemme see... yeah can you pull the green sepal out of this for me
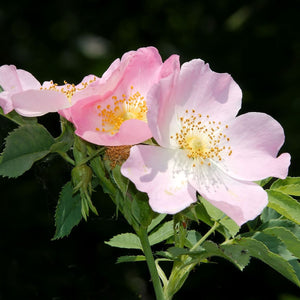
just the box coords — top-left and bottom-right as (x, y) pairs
(52, 181), (82, 240)
(111, 164), (129, 199)
(0, 124), (55, 177)
(71, 164), (98, 220)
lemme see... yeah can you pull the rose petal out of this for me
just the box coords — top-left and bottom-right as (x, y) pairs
(0, 91), (14, 114)
(75, 118), (152, 146)
(12, 90), (70, 117)
(188, 166), (268, 226)
(222, 112), (291, 181)
(121, 145), (197, 214)
(16, 69), (41, 90)
(147, 59), (242, 148)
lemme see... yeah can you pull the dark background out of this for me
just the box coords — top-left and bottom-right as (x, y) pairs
(0, 0), (300, 299)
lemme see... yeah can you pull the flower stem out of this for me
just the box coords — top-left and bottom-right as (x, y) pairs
(57, 151), (75, 165)
(138, 226), (165, 300)
(190, 221), (219, 251)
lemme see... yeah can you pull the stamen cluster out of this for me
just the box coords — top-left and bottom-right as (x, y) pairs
(41, 77), (97, 102)
(171, 109), (232, 166)
(95, 86), (147, 135)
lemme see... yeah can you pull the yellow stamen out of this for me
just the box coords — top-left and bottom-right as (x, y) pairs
(173, 111), (232, 166)
(40, 77), (97, 103)
(96, 86), (147, 135)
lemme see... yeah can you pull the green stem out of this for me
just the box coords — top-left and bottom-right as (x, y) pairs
(57, 151), (75, 165)
(138, 226), (165, 300)
(190, 221), (219, 251)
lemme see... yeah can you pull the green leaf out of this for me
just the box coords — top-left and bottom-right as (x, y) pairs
(262, 227), (300, 259)
(52, 182), (82, 240)
(202, 241), (251, 271)
(116, 255), (146, 264)
(184, 230), (203, 249)
(261, 206), (281, 223)
(0, 107), (37, 126)
(251, 232), (294, 261)
(271, 177), (300, 196)
(105, 233), (142, 250)
(149, 220), (174, 246)
(0, 124), (55, 177)
(267, 190), (300, 225)
(148, 213), (167, 233)
(259, 219), (300, 240)
(236, 237), (300, 286)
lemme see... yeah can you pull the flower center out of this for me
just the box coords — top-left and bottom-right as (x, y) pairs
(95, 86), (147, 135)
(171, 109), (232, 167)
(40, 77), (97, 103)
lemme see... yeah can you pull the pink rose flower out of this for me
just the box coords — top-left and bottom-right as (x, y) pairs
(0, 65), (41, 114)
(121, 59), (291, 226)
(0, 65), (76, 117)
(69, 46), (180, 146)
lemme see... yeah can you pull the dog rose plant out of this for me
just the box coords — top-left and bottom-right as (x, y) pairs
(1, 47), (300, 300)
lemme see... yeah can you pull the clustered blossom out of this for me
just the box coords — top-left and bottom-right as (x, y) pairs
(0, 47), (291, 226)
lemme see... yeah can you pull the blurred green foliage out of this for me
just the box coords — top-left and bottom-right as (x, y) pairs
(0, 0), (299, 299)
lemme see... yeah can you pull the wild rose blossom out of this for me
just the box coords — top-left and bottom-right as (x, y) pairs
(69, 46), (180, 146)
(0, 65), (78, 117)
(0, 65), (41, 114)
(121, 59), (291, 226)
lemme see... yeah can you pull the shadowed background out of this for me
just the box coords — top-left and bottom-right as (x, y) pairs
(0, 0), (299, 299)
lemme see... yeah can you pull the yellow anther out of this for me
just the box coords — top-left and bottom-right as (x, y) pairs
(95, 86), (147, 135)
(173, 110), (232, 166)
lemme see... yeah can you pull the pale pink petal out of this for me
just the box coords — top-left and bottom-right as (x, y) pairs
(76, 118), (152, 146)
(121, 145), (197, 213)
(188, 166), (268, 226)
(0, 91), (14, 114)
(221, 112), (291, 181)
(147, 70), (179, 148)
(12, 90), (70, 117)
(0, 65), (22, 92)
(172, 60), (242, 120)
(0, 65), (41, 114)
(16, 69), (41, 90)
(112, 47), (164, 96)
(147, 59), (242, 148)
